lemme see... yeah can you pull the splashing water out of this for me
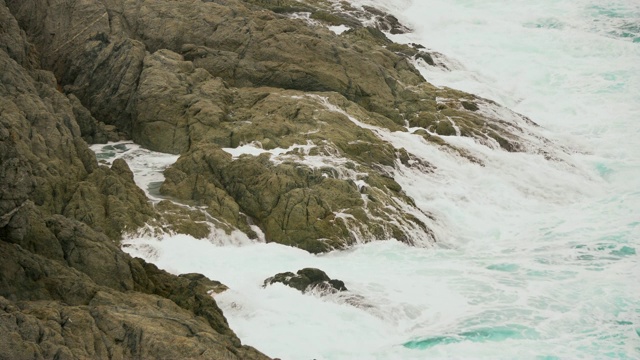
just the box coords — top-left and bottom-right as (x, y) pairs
(114, 0), (640, 358)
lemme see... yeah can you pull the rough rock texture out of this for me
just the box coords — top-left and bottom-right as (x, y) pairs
(0, 34), (147, 240)
(5, 0), (534, 150)
(3, 0), (545, 252)
(243, 0), (411, 34)
(0, 1), (269, 357)
(0, 233), (267, 359)
(0, 0), (554, 355)
(157, 91), (435, 252)
(264, 268), (348, 294)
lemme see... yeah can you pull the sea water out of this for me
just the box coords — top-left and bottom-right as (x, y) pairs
(106, 0), (640, 358)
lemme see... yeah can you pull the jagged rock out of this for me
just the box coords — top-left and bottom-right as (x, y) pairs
(264, 268), (347, 294)
(5, 0), (146, 135)
(3, 0), (542, 253)
(67, 93), (117, 143)
(0, 45), (156, 239)
(0, 0), (37, 69)
(152, 200), (213, 239)
(1, 0), (535, 264)
(0, 49), (91, 218)
(160, 126), (433, 252)
(150, 89), (434, 252)
(0, 2), (270, 356)
(0, 241), (267, 359)
(243, 0), (410, 34)
(5, 0), (527, 152)
(133, 49), (233, 154)
(63, 159), (157, 239)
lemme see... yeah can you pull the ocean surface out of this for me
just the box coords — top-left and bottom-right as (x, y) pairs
(93, 0), (640, 358)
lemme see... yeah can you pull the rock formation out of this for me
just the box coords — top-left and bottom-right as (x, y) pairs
(0, 0), (268, 357)
(264, 267), (348, 294)
(3, 0), (548, 252)
(0, 0), (551, 356)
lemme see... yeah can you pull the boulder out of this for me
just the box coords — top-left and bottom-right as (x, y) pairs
(159, 91), (436, 252)
(264, 268), (348, 294)
(133, 49), (233, 154)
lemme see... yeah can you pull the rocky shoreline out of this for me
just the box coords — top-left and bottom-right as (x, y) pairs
(1, 0), (549, 357)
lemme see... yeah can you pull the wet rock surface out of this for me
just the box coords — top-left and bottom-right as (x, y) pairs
(3, 0), (544, 251)
(264, 268), (348, 294)
(0, 0), (552, 356)
(0, 0), (269, 357)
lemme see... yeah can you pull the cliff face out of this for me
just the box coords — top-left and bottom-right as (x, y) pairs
(0, 0), (269, 358)
(0, 0), (543, 357)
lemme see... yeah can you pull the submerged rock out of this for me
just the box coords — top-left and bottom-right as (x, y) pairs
(264, 268), (348, 294)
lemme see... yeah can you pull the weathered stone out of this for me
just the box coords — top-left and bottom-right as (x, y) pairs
(67, 93), (113, 143)
(5, 0), (519, 255)
(264, 267), (347, 294)
(153, 200), (212, 239)
(6, 0), (536, 156)
(0, 0), (555, 354)
(0, 2), (269, 355)
(0, 0), (37, 69)
(133, 49), (233, 154)
(63, 159), (156, 239)
(0, 188), (268, 359)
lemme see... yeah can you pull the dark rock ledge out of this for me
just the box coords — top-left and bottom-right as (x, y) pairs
(0, 0), (269, 357)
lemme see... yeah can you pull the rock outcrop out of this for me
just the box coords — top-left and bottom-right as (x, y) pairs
(263, 267), (376, 310)
(0, 230), (267, 359)
(264, 268), (348, 294)
(0, 1), (269, 357)
(3, 0), (546, 252)
(0, 0), (555, 356)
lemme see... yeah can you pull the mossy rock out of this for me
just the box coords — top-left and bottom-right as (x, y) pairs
(487, 130), (518, 152)
(343, 26), (391, 45)
(63, 160), (155, 240)
(461, 100), (479, 111)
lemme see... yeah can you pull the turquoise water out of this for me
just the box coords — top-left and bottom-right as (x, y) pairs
(403, 324), (541, 348)
(387, 0), (640, 357)
(117, 0), (640, 359)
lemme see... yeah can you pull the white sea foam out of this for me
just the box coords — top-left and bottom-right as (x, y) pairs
(113, 0), (640, 358)
(329, 25), (351, 34)
(90, 141), (179, 200)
